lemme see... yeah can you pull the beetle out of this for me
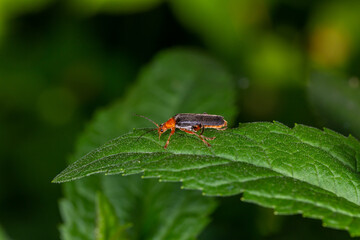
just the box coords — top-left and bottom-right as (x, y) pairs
(137, 113), (227, 149)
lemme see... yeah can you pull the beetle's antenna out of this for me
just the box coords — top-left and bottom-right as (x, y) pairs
(135, 114), (159, 128)
(136, 128), (157, 142)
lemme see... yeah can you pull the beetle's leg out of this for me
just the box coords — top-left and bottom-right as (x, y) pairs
(179, 128), (212, 147)
(203, 134), (216, 140)
(192, 124), (205, 134)
(200, 125), (205, 135)
(164, 127), (176, 149)
(192, 125), (202, 132)
(192, 125), (216, 140)
(201, 128), (216, 140)
(217, 126), (227, 131)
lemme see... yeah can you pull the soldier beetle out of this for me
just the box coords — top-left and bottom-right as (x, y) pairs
(137, 113), (227, 149)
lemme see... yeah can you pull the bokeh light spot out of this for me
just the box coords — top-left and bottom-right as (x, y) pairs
(309, 26), (350, 67)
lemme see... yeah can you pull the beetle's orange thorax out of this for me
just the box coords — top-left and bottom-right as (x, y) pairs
(157, 117), (176, 139)
(164, 117), (176, 129)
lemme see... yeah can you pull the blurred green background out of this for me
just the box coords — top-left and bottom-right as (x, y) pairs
(1, 0), (360, 239)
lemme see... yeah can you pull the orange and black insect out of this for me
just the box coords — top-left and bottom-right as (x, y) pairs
(137, 113), (227, 149)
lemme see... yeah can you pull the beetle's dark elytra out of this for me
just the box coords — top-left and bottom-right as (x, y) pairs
(174, 113), (225, 128)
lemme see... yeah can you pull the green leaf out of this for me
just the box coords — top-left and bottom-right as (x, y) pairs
(308, 72), (360, 138)
(95, 192), (131, 240)
(0, 225), (10, 240)
(102, 175), (217, 240)
(54, 121), (360, 236)
(57, 48), (236, 240)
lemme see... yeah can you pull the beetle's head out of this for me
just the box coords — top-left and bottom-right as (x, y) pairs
(157, 123), (168, 140)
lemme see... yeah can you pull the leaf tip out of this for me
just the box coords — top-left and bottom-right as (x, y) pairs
(51, 174), (73, 183)
(51, 178), (58, 183)
(51, 174), (64, 183)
